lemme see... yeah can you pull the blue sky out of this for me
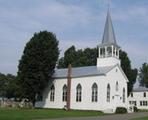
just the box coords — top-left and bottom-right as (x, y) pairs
(0, 0), (148, 75)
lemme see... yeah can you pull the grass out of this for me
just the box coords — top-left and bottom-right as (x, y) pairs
(131, 110), (148, 120)
(132, 116), (148, 120)
(0, 108), (104, 120)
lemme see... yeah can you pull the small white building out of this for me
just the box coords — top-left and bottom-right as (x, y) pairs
(35, 9), (129, 113)
(128, 87), (148, 110)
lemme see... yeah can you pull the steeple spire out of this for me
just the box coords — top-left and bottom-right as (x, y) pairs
(102, 6), (117, 45)
(97, 3), (121, 67)
(107, 0), (111, 12)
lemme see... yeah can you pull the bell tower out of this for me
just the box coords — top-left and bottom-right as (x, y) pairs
(97, 9), (121, 67)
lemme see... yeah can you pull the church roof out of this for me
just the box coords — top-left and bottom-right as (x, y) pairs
(133, 87), (148, 92)
(53, 65), (115, 79)
(101, 9), (117, 46)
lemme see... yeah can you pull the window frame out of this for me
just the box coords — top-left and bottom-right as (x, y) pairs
(144, 92), (146, 97)
(107, 84), (111, 102)
(116, 81), (119, 92)
(62, 84), (67, 102)
(123, 88), (126, 103)
(92, 83), (98, 102)
(50, 85), (55, 102)
(76, 84), (82, 102)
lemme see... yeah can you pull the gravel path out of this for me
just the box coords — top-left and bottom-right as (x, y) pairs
(40, 112), (148, 120)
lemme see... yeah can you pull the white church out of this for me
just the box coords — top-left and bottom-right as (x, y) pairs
(35, 9), (129, 113)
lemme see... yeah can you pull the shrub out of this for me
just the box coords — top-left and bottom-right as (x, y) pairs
(115, 107), (127, 114)
(134, 106), (139, 112)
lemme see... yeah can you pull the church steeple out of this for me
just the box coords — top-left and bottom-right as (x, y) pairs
(102, 10), (117, 45)
(97, 7), (121, 67)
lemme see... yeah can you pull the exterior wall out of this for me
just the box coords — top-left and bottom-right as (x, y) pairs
(97, 57), (121, 67)
(70, 66), (127, 112)
(106, 66), (128, 109)
(128, 92), (148, 109)
(70, 75), (107, 111)
(35, 66), (128, 113)
(35, 78), (67, 109)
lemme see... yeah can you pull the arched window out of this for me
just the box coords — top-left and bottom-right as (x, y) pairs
(107, 84), (110, 102)
(62, 85), (67, 102)
(144, 92), (146, 97)
(123, 88), (125, 103)
(116, 82), (119, 91)
(92, 83), (98, 102)
(50, 85), (55, 101)
(76, 84), (82, 102)
(131, 93), (133, 97)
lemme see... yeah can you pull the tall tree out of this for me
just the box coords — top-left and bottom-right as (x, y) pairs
(0, 73), (17, 98)
(139, 63), (148, 87)
(0, 73), (7, 97)
(119, 51), (137, 95)
(58, 46), (97, 68)
(17, 31), (59, 105)
(5, 74), (18, 99)
(64, 45), (77, 67)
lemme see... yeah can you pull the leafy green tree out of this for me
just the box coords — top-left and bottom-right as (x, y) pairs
(58, 46), (97, 68)
(139, 63), (148, 87)
(0, 73), (7, 97)
(119, 51), (137, 95)
(5, 74), (18, 98)
(17, 31), (59, 105)
(58, 57), (65, 68)
(64, 45), (77, 67)
(0, 73), (17, 98)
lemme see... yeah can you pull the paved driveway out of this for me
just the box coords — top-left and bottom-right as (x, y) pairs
(41, 112), (148, 120)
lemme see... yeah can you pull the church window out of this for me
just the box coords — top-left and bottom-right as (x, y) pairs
(76, 84), (82, 102)
(116, 82), (119, 91)
(62, 85), (67, 102)
(107, 84), (110, 102)
(134, 101), (137, 106)
(112, 96), (114, 99)
(144, 92), (146, 97)
(92, 83), (98, 102)
(123, 88), (125, 103)
(145, 101), (148, 106)
(50, 85), (55, 102)
(140, 101), (142, 106)
(131, 93), (133, 97)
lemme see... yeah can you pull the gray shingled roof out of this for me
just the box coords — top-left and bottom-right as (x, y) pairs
(133, 87), (148, 92)
(53, 65), (115, 79)
(102, 10), (117, 45)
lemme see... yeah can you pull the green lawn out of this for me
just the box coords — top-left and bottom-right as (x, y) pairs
(0, 108), (104, 120)
(132, 116), (148, 120)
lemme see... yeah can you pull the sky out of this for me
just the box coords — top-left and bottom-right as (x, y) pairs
(0, 0), (148, 75)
